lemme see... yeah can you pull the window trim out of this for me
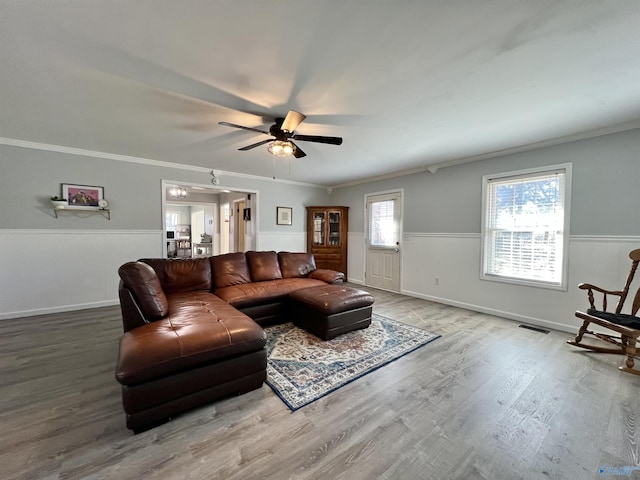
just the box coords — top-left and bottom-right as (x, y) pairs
(480, 163), (572, 291)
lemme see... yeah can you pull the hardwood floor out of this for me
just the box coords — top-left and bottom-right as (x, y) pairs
(1, 285), (639, 480)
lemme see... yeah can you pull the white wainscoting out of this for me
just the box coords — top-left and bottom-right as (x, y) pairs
(347, 232), (640, 333)
(0, 229), (162, 319)
(347, 232), (365, 284)
(0, 229), (307, 320)
(4, 228), (637, 331)
(257, 231), (306, 252)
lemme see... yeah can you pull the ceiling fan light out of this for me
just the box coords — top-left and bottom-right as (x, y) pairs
(268, 140), (295, 158)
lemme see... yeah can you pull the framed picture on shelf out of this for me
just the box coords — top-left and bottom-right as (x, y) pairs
(277, 206), (292, 226)
(62, 184), (104, 209)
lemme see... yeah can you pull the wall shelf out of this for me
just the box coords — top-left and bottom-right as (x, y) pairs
(53, 207), (111, 220)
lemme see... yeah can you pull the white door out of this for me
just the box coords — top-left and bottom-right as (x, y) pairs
(191, 209), (205, 243)
(365, 191), (402, 292)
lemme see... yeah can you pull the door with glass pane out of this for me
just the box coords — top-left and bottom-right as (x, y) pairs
(312, 211), (326, 246)
(365, 191), (402, 291)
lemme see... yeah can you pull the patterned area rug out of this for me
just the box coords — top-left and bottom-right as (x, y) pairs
(264, 313), (441, 411)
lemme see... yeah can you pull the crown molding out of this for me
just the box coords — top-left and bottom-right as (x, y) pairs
(331, 121), (640, 189)
(418, 121), (640, 175)
(332, 166), (429, 189)
(4, 120), (637, 191)
(0, 137), (329, 190)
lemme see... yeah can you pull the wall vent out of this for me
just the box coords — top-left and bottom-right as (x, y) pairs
(518, 324), (550, 334)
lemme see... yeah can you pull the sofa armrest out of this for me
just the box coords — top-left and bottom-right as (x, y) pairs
(118, 261), (169, 327)
(118, 283), (151, 332)
(309, 269), (345, 284)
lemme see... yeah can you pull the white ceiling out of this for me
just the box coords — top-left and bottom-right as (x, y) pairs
(2, 1), (639, 186)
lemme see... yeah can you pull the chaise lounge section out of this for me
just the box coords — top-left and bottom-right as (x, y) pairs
(115, 251), (345, 432)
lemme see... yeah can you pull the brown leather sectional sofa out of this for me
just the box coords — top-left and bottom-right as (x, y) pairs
(115, 251), (344, 433)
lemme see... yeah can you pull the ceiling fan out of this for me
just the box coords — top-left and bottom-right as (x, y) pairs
(218, 110), (343, 158)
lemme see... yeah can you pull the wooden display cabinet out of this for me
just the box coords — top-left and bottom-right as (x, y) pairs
(306, 206), (349, 279)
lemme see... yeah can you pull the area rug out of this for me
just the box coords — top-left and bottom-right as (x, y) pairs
(264, 314), (441, 411)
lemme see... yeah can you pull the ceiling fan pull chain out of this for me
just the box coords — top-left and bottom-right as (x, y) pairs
(272, 155), (276, 180)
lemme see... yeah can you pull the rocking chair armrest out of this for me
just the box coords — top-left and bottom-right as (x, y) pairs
(578, 283), (624, 311)
(578, 283), (624, 296)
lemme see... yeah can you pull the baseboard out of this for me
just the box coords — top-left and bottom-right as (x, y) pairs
(400, 288), (575, 334)
(0, 299), (120, 321)
(0, 286), (575, 335)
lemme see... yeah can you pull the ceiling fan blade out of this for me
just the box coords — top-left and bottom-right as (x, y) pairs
(238, 139), (273, 151)
(281, 110), (307, 133)
(291, 142), (306, 158)
(291, 134), (343, 145)
(218, 121), (269, 135)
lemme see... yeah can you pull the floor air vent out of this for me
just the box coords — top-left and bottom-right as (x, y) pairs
(518, 325), (550, 334)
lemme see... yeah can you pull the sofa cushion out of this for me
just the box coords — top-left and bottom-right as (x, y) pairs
(309, 268), (345, 284)
(115, 291), (266, 386)
(246, 250), (283, 282)
(118, 262), (169, 320)
(210, 252), (252, 288)
(586, 309), (640, 329)
(214, 277), (327, 308)
(277, 252), (316, 278)
(140, 258), (211, 294)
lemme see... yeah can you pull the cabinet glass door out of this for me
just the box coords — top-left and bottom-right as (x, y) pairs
(328, 211), (341, 246)
(312, 212), (325, 246)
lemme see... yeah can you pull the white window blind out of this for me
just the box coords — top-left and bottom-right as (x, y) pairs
(369, 199), (397, 247)
(482, 166), (570, 288)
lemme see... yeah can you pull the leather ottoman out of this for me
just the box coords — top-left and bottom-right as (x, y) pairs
(290, 285), (375, 340)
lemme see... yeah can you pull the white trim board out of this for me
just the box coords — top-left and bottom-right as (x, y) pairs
(0, 300), (120, 321)
(401, 288), (575, 334)
(0, 137), (329, 189)
(0, 229), (162, 235)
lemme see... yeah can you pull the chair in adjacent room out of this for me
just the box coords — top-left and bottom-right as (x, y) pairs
(567, 248), (640, 375)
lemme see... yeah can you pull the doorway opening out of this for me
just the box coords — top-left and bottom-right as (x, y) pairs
(233, 198), (246, 252)
(219, 203), (230, 255)
(162, 181), (257, 258)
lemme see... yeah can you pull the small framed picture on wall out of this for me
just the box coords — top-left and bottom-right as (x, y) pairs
(277, 206), (292, 225)
(62, 184), (104, 209)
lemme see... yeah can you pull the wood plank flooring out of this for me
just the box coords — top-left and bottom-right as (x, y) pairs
(1, 285), (639, 480)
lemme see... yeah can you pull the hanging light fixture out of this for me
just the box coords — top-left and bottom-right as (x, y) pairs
(169, 186), (187, 198)
(268, 140), (295, 158)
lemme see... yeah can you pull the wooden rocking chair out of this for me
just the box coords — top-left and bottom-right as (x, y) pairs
(567, 248), (640, 375)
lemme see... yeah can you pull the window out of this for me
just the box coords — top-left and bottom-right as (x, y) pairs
(368, 195), (399, 247)
(166, 212), (179, 231)
(481, 163), (572, 289)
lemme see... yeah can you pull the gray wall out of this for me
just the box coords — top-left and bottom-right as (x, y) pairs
(0, 144), (330, 232)
(1, 129), (638, 323)
(330, 128), (640, 236)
